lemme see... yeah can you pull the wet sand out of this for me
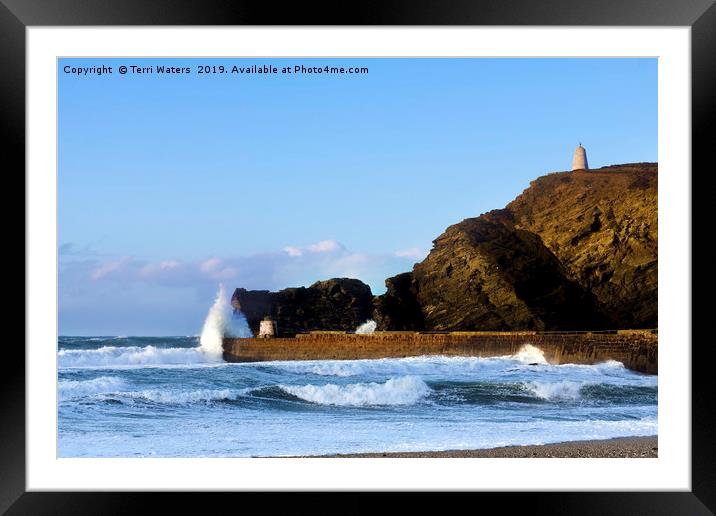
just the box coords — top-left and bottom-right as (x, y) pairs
(296, 436), (658, 458)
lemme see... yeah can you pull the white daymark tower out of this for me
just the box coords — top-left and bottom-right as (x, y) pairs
(572, 142), (589, 171)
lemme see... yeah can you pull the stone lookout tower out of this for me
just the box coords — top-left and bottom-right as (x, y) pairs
(572, 143), (589, 171)
(258, 316), (277, 338)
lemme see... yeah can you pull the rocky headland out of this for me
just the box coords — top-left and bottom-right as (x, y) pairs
(232, 278), (374, 337)
(233, 163), (657, 334)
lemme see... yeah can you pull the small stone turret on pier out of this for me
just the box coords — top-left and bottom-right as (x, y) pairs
(572, 143), (589, 171)
(258, 316), (277, 338)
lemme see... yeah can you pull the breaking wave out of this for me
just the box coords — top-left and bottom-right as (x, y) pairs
(279, 375), (431, 407)
(266, 354), (639, 382)
(123, 388), (244, 404)
(58, 345), (217, 369)
(270, 360), (364, 377)
(199, 284), (252, 357)
(523, 380), (586, 400)
(355, 320), (377, 335)
(512, 344), (548, 364)
(59, 376), (128, 400)
(559, 360), (626, 373)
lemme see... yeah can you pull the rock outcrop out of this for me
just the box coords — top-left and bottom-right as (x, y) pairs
(373, 163), (657, 330)
(233, 163), (657, 333)
(400, 209), (607, 330)
(231, 278), (374, 337)
(507, 163), (657, 329)
(372, 272), (425, 330)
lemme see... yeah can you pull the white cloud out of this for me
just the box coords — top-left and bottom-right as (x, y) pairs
(139, 260), (180, 277)
(283, 246), (303, 257)
(61, 238), (434, 333)
(80, 239), (426, 292)
(90, 257), (131, 280)
(283, 239), (345, 257)
(80, 239), (429, 293)
(63, 238), (434, 332)
(211, 266), (239, 280)
(199, 257), (222, 272)
(307, 239), (343, 253)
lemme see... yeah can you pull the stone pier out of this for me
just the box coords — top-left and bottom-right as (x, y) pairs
(223, 330), (658, 374)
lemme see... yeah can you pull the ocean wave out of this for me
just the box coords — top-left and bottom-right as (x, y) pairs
(279, 375), (431, 407)
(266, 355), (496, 378)
(355, 320), (377, 335)
(58, 376), (245, 405)
(511, 344), (549, 365)
(58, 376), (128, 400)
(260, 354), (642, 382)
(271, 361), (364, 377)
(557, 360), (627, 373)
(58, 345), (220, 368)
(522, 380), (587, 400)
(58, 336), (201, 350)
(123, 388), (244, 404)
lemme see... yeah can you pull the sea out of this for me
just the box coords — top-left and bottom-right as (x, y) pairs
(58, 337), (657, 458)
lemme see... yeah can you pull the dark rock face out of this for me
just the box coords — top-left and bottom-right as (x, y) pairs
(374, 163), (657, 330)
(232, 278), (374, 336)
(372, 272), (424, 330)
(378, 210), (607, 331)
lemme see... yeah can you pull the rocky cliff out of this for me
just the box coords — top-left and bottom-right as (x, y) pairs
(373, 163), (657, 330)
(507, 163), (657, 328)
(231, 278), (374, 337)
(233, 163), (657, 333)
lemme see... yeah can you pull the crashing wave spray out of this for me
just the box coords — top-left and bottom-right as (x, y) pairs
(199, 284), (253, 357)
(355, 319), (377, 335)
(513, 344), (548, 365)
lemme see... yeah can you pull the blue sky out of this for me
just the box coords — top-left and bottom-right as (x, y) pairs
(58, 58), (657, 335)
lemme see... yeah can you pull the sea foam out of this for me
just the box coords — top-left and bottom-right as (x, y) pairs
(512, 344), (548, 364)
(59, 376), (128, 400)
(125, 388), (244, 404)
(58, 345), (216, 368)
(523, 380), (586, 400)
(280, 375), (431, 407)
(355, 320), (377, 335)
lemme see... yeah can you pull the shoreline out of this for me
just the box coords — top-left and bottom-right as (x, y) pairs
(288, 436), (658, 458)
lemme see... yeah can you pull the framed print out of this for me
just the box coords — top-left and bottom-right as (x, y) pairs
(6, 0), (715, 512)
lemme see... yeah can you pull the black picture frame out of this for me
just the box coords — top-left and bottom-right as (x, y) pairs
(5, 0), (714, 513)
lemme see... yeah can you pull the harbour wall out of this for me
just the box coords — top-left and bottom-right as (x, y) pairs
(223, 330), (658, 374)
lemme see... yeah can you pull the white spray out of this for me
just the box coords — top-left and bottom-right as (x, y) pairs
(199, 284), (253, 357)
(513, 344), (548, 365)
(355, 319), (377, 335)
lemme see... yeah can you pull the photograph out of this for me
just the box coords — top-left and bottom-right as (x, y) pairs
(7, 3), (711, 508)
(57, 56), (659, 459)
